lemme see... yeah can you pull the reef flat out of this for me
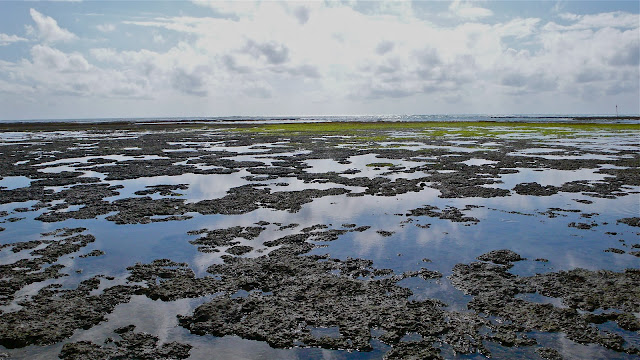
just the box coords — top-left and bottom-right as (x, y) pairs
(0, 121), (638, 359)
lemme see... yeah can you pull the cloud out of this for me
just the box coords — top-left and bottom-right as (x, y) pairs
(153, 34), (165, 44)
(283, 64), (321, 78)
(608, 42), (639, 67)
(375, 41), (395, 55)
(244, 40), (290, 65)
(243, 82), (273, 98)
(1, 3), (638, 118)
(495, 18), (540, 38)
(449, 0), (493, 19)
(547, 11), (639, 31)
(0, 33), (28, 46)
(501, 72), (558, 93)
(28, 8), (77, 43)
(170, 65), (211, 96)
(1, 44), (151, 99)
(31, 44), (91, 72)
(574, 69), (607, 83)
(160, 4), (634, 104)
(96, 23), (116, 33)
(222, 55), (252, 74)
(191, 0), (258, 18)
(292, 5), (310, 25)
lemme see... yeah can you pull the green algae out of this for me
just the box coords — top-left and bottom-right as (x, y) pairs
(233, 121), (639, 139)
(366, 163), (395, 167)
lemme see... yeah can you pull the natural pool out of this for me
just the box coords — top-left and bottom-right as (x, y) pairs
(0, 121), (638, 359)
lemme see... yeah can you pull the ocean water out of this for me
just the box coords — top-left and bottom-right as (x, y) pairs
(1, 113), (639, 125)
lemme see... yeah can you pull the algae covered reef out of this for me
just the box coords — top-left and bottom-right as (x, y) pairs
(0, 121), (638, 359)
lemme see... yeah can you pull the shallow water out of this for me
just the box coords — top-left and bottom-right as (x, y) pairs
(0, 125), (638, 359)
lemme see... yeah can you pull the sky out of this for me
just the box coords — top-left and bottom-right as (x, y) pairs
(0, 1), (638, 120)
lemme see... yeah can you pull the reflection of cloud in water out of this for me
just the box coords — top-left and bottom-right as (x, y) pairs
(305, 154), (426, 180)
(533, 331), (633, 360)
(74, 295), (204, 345)
(489, 168), (610, 189)
(294, 189), (441, 225)
(0, 176), (32, 190)
(462, 158), (499, 166)
(37, 154), (168, 168)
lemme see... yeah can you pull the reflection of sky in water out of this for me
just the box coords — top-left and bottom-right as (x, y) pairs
(461, 158), (499, 166)
(488, 167), (612, 189)
(37, 154), (168, 168)
(305, 154), (427, 180)
(509, 153), (624, 161)
(0, 130), (143, 143)
(0, 176), (32, 190)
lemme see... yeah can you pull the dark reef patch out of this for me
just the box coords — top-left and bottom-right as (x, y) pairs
(449, 250), (640, 355)
(0, 278), (137, 348)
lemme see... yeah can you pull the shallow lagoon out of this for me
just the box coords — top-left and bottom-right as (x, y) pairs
(0, 122), (638, 359)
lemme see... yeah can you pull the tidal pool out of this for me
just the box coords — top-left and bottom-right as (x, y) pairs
(0, 122), (638, 359)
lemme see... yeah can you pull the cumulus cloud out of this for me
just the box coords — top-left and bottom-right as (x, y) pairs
(96, 23), (115, 33)
(170, 65), (211, 96)
(191, 0), (259, 18)
(243, 82), (273, 98)
(449, 0), (493, 19)
(292, 5), (310, 25)
(31, 44), (91, 72)
(0, 33), (28, 46)
(501, 72), (558, 93)
(1, 2), (638, 117)
(375, 41), (395, 55)
(187, 3), (633, 104)
(27, 8), (77, 43)
(244, 40), (290, 65)
(554, 11), (639, 30)
(1, 44), (151, 99)
(153, 34), (165, 44)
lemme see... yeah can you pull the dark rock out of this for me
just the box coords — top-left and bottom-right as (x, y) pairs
(568, 222), (597, 230)
(126, 259), (221, 301)
(134, 184), (188, 196)
(377, 230), (394, 237)
(0, 279), (137, 348)
(79, 250), (105, 258)
(604, 248), (625, 254)
(536, 347), (563, 360)
(226, 245), (253, 256)
(407, 205), (479, 223)
(618, 217), (640, 227)
(513, 182), (559, 196)
(476, 249), (526, 266)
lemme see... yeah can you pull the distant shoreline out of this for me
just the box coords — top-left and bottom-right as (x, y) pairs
(0, 118), (639, 132)
(0, 115), (638, 127)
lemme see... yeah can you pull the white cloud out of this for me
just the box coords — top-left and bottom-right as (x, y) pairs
(449, 0), (493, 19)
(96, 23), (116, 33)
(28, 8), (77, 43)
(2, 44), (151, 99)
(548, 11), (639, 31)
(191, 0), (259, 18)
(0, 33), (28, 46)
(31, 44), (91, 72)
(494, 18), (540, 39)
(115, 3), (639, 106)
(1, 3), (638, 118)
(152, 34), (165, 44)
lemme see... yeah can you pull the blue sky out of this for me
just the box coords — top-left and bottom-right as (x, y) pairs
(0, 1), (638, 120)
